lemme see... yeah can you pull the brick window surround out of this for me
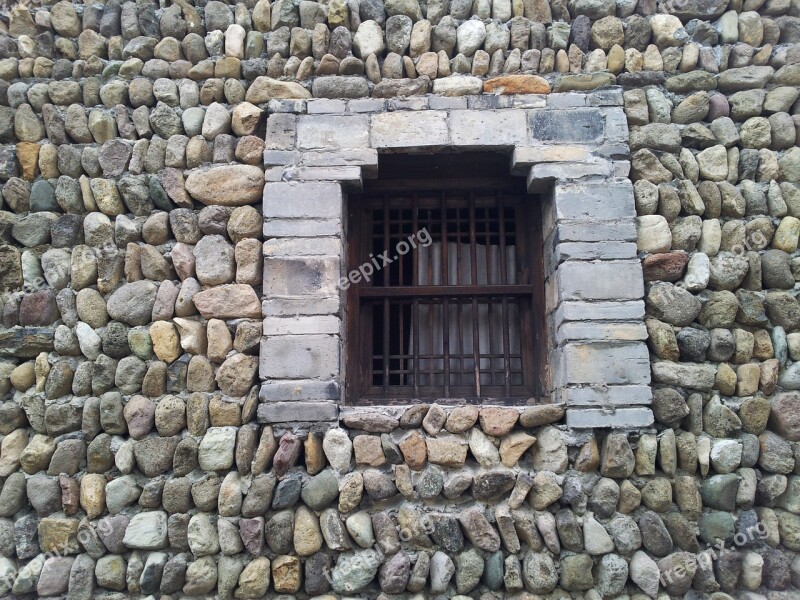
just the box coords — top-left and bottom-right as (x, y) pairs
(258, 89), (654, 430)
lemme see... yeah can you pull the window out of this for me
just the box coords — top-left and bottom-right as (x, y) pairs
(345, 154), (546, 405)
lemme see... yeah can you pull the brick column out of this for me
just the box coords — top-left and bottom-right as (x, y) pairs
(258, 181), (344, 424)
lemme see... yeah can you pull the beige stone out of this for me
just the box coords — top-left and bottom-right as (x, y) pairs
(193, 285), (262, 319)
(425, 435), (468, 466)
(185, 165), (265, 207)
(272, 555), (301, 593)
(150, 321), (182, 363)
(499, 432), (536, 467)
(80, 473), (106, 519)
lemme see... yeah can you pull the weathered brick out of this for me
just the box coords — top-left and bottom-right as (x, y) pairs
(561, 385), (653, 406)
(263, 316), (341, 335)
(388, 97), (429, 111)
(257, 401), (339, 422)
(259, 380), (340, 402)
(566, 407), (654, 429)
(263, 237), (342, 257)
(555, 261), (644, 302)
(265, 113), (297, 150)
(264, 182), (343, 219)
(530, 109), (604, 143)
(601, 107), (629, 143)
(263, 150), (301, 166)
(291, 166), (362, 185)
(511, 145), (590, 175)
(553, 220), (637, 243)
(528, 159), (612, 186)
(370, 111), (449, 149)
(263, 257), (340, 296)
(263, 218), (342, 237)
(556, 342), (650, 386)
(260, 335), (340, 379)
(296, 115), (370, 150)
(550, 241), (637, 265)
(556, 321), (647, 344)
(546, 93), (587, 108)
(263, 296), (340, 316)
(552, 181), (636, 222)
(554, 300), (645, 323)
(347, 98), (387, 113)
(450, 110), (527, 147)
(306, 99), (347, 114)
(429, 96), (468, 110)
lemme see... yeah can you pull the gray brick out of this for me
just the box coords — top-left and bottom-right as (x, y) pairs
(586, 87), (624, 106)
(429, 96), (468, 110)
(566, 407), (654, 429)
(388, 97), (429, 111)
(557, 342), (650, 386)
(450, 110), (527, 148)
(555, 221), (637, 243)
(263, 150), (300, 166)
(263, 218), (342, 237)
(259, 380), (340, 402)
(550, 241), (637, 264)
(291, 166), (363, 187)
(296, 114), (370, 150)
(552, 181), (635, 221)
(263, 256), (340, 296)
(347, 98), (387, 113)
(264, 237), (342, 257)
(263, 296), (340, 316)
(528, 159), (612, 187)
(265, 113), (296, 150)
(264, 182), (343, 219)
(546, 93), (587, 108)
(267, 99), (307, 113)
(555, 300), (645, 323)
(613, 160), (631, 178)
(258, 401), (339, 422)
(260, 334), (340, 379)
(562, 385), (653, 406)
(306, 98), (347, 114)
(510, 95), (547, 108)
(556, 261), (644, 302)
(301, 149), (378, 169)
(602, 107), (629, 143)
(511, 145), (590, 175)
(530, 109), (604, 143)
(263, 315), (341, 335)
(370, 111), (449, 149)
(556, 321), (647, 345)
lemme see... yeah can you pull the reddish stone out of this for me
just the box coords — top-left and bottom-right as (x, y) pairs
(642, 252), (689, 282)
(483, 75), (551, 94)
(398, 430), (427, 471)
(239, 517), (265, 554)
(19, 290), (59, 326)
(59, 474), (80, 516)
(273, 432), (301, 478)
(479, 407), (519, 436)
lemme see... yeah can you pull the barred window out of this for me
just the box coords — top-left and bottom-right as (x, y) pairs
(345, 154), (546, 405)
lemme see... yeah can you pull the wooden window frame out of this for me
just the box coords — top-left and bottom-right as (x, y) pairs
(344, 155), (547, 406)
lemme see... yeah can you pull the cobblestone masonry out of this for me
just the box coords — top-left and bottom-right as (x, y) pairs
(0, 0), (799, 598)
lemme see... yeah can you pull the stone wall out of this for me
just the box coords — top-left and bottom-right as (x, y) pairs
(0, 0), (800, 598)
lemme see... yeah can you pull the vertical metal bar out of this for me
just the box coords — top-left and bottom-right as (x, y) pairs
(455, 206), (464, 385)
(382, 195), (390, 394)
(498, 194), (511, 396)
(469, 193), (481, 397)
(412, 193), (420, 397)
(441, 191), (450, 398)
